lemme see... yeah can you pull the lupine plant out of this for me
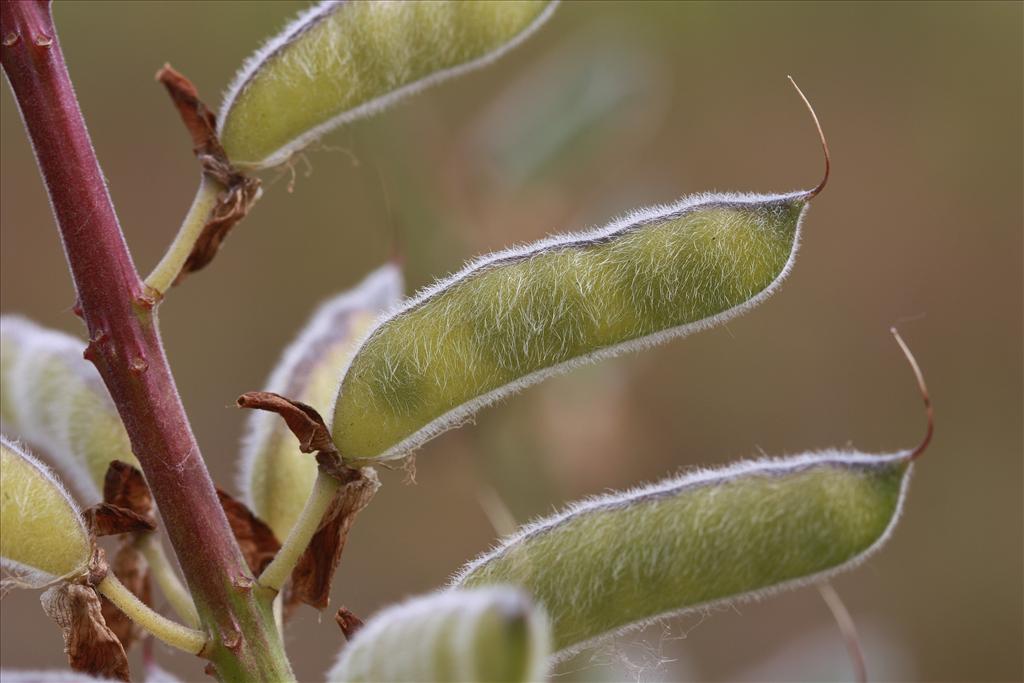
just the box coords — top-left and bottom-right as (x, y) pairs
(0, 1), (933, 681)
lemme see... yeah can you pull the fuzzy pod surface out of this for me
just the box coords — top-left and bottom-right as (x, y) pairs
(0, 672), (117, 683)
(327, 587), (550, 683)
(219, 0), (557, 170)
(1, 436), (91, 585)
(238, 265), (403, 539)
(332, 192), (809, 461)
(0, 317), (139, 501)
(451, 450), (913, 659)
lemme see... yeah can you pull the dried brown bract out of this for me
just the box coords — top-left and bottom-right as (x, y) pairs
(334, 606), (365, 641)
(236, 391), (336, 455)
(84, 502), (156, 537)
(41, 583), (131, 681)
(216, 487), (282, 575)
(289, 468), (379, 610)
(103, 460), (156, 526)
(156, 64), (261, 285)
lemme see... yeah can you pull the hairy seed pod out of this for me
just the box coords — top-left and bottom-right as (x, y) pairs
(453, 452), (911, 660)
(219, 0), (557, 170)
(0, 317), (139, 501)
(327, 587), (550, 683)
(1, 436), (91, 586)
(452, 331), (931, 660)
(332, 192), (809, 461)
(238, 265), (402, 539)
(0, 672), (117, 683)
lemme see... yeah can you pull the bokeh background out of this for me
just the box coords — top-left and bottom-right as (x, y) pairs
(2, 1), (1021, 681)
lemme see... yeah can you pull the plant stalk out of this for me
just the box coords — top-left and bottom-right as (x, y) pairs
(145, 175), (222, 297)
(258, 472), (341, 594)
(97, 574), (207, 655)
(136, 532), (201, 628)
(0, 2), (293, 679)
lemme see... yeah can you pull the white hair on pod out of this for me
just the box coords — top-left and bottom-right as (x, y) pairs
(450, 448), (913, 663)
(1, 316), (111, 501)
(1, 435), (89, 588)
(337, 190), (809, 461)
(219, 0), (560, 169)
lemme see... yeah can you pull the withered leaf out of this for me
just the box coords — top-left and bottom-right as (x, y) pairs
(289, 469), (379, 610)
(103, 460), (156, 526)
(334, 606), (364, 641)
(100, 540), (151, 651)
(157, 63), (261, 285)
(217, 487), (281, 575)
(41, 583), (130, 682)
(237, 391), (335, 454)
(85, 503), (156, 537)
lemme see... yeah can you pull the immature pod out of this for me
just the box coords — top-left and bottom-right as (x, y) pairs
(453, 451), (911, 659)
(1, 436), (91, 586)
(333, 192), (810, 461)
(452, 331), (931, 660)
(238, 264), (402, 539)
(0, 317), (138, 501)
(327, 587), (550, 683)
(219, 0), (558, 170)
(0, 673), (117, 683)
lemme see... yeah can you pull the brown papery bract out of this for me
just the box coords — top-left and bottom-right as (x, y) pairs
(289, 471), (379, 610)
(217, 487), (282, 575)
(103, 461), (156, 526)
(41, 583), (131, 681)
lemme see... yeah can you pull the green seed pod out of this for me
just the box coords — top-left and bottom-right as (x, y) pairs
(219, 0), (558, 170)
(453, 451), (912, 660)
(332, 192), (810, 461)
(238, 265), (403, 539)
(1, 436), (91, 586)
(0, 316), (139, 501)
(452, 330), (931, 660)
(327, 587), (550, 683)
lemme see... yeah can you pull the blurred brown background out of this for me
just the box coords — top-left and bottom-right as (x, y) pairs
(2, 1), (1021, 681)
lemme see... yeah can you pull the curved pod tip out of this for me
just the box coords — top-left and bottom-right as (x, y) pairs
(787, 76), (830, 200)
(890, 327), (933, 462)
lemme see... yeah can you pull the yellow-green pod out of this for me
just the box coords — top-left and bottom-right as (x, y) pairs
(452, 450), (914, 661)
(238, 264), (403, 539)
(0, 316), (139, 501)
(327, 587), (550, 683)
(332, 191), (810, 461)
(219, 0), (558, 170)
(1, 436), (91, 586)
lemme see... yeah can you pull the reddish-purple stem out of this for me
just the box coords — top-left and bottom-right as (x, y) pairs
(1, 2), (289, 677)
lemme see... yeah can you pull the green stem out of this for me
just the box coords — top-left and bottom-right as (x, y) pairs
(144, 175), (222, 296)
(97, 574), (207, 655)
(137, 533), (200, 628)
(258, 472), (341, 593)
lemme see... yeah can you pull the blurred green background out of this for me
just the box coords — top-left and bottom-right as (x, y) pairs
(2, 1), (1021, 681)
